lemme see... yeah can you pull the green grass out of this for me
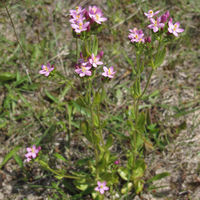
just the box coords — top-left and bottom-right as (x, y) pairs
(0, 0), (199, 199)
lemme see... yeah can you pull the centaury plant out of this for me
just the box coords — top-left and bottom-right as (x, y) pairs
(5, 5), (184, 200)
(117, 9), (184, 196)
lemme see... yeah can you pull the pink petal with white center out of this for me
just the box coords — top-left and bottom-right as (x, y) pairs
(99, 188), (105, 194)
(177, 28), (184, 33)
(44, 72), (50, 76)
(153, 27), (159, 32)
(154, 10), (160, 15)
(39, 70), (46, 74)
(103, 186), (109, 191)
(175, 22), (180, 27)
(103, 66), (108, 72)
(97, 181), (102, 186)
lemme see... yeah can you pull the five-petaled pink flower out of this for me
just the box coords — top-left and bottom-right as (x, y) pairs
(168, 21), (184, 37)
(102, 66), (116, 78)
(144, 10), (160, 19)
(147, 17), (164, 32)
(88, 6), (107, 24)
(39, 63), (54, 77)
(95, 181), (109, 194)
(71, 21), (90, 33)
(128, 28), (145, 43)
(89, 53), (103, 68)
(25, 145), (41, 162)
(75, 62), (92, 77)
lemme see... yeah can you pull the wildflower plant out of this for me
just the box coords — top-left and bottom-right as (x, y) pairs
(117, 8), (185, 195)
(19, 5), (184, 200)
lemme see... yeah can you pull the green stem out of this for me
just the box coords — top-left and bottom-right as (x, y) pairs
(139, 68), (154, 100)
(5, 6), (32, 84)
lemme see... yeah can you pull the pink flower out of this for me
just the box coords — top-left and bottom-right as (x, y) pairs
(95, 181), (109, 194)
(69, 6), (85, 17)
(145, 36), (151, 43)
(39, 63), (54, 76)
(71, 21), (90, 33)
(160, 10), (170, 23)
(168, 21), (184, 37)
(89, 53), (103, 68)
(144, 10), (160, 19)
(88, 6), (107, 24)
(114, 160), (120, 165)
(102, 66), (116, 78)
(128, 28), (145, 43)
(25, 145), (41, 162)
(147, 17), (164, 32)
(75, 62), (92, 77)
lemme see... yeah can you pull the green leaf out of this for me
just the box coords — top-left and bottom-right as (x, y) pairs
(92, 35), (98, 56)
(93, 92), (101, 105)
(92, 112), (99, 127)
(13, 154), (23, 168)
(147, 172), (170, 183)
(45, 89), (61, 105)
(134, 180), (144, 194)
(80, 121), (92, 143)
(132, 159), (146, 179)
(154, 48), (166, 68)
(121, 182), (133, 194)
(118, 167), (129, 181)
(74, 178), (88, 191)
(35, 124), (56, 146)
(0, 146), (21, 169)
(105, 135), (113, 149)
(0, 72), (16, 82)
(54, 153), (68, 163)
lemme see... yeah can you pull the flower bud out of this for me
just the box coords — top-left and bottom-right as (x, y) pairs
(145, 36), (151, 43)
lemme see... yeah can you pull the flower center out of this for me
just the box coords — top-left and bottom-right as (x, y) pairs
(100, 185), (103, 189)
(81, 66), (86, 72)
(31, 148), (35, 153)
(79, 22), (83, 29)
(93, 7), (97, 13)
(149, 10), (153, 14)
(96, 14), (100, 20)
(108, 68), (111, 75)
(45, 66), (49, 72)
(135, 34), (138, 39)
(154, 20), (157, 26)
(173, 24), (177, 31)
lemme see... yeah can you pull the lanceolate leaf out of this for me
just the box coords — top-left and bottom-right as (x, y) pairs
(0, 146), (21, 169)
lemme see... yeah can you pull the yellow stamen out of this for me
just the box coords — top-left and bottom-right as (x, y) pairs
(93, 7), (97, 13)
(108, 68), (111, 75)
(96, 14), (99, 20)
(81, 66), (86, 72)
(79, 22), (83, 30)
(45, 66), (49, 72)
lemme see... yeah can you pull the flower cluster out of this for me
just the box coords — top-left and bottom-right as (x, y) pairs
(128, 28), (145, 43)
(75, 52), (116, 79)
(95, 181), (109, 194)
(25, 145), (41, 162)
(39, 63), (54, 77)
(145, 9), (184, 36)
(69, 6), (107, 34)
